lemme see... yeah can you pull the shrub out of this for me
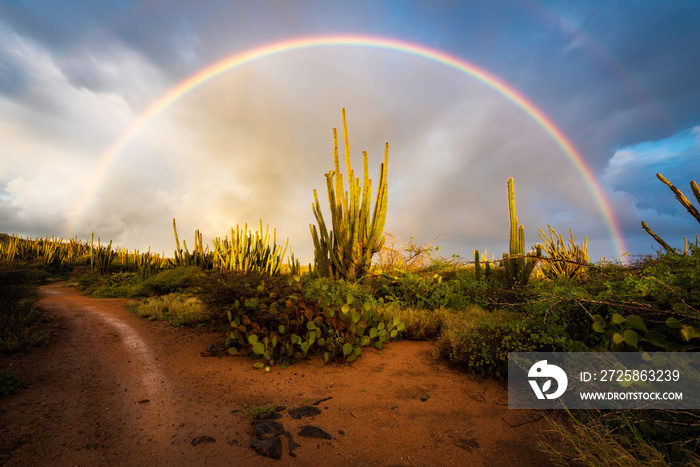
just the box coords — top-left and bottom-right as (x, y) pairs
(541, 409), (700, 466)
(437, 307), (586, 379)
(367, 269), (483, 310)
(130, 294), (217, 327)
(137, 265), (204, 296)
(0, 369), (23, 396)
(580, 250), (700, 352)
(376, 304), (448, 340)
(0, 260), (49, 352)
(222, 276), (405, 366)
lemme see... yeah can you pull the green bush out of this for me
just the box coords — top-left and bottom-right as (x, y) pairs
(0, 369), (23, 396)
(75, 265), (205, 298)
(376, 304), (449, 340)
(303, 276), (378, 311)
(575, 250), (700, 352)
(137, 265), (204, 296)
(367, 269), (485, 310)
(437, 308), (586, 379)
(0, 260), (49, 352)
(196, 270), (297, 319)
(222, 275), (405, 366)
(130, 294), (217, 327)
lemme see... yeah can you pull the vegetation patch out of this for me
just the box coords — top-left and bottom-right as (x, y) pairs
(0, 260), (49, 352)
(130, 294), (216, 327)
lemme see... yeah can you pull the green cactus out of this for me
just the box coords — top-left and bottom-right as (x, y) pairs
(310, 109), (389, 281)
(500, 178), (541, 286)
(211, 221), (289, 275)
(642, 173), (700, 253)
(90, 233), (116, 275)
(538, 225), (590, 279)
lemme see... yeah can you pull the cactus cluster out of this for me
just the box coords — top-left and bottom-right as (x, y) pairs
(212, 221), (290, 275)
(89, 233), (117, 275)
(499, 177), (541, 286)
(0, 234), (82, 268)
(310, 109), (388, 281)
(224, 277), (405, 366)
(170, 218), (210, 268)
(170, 218), (292, 275)
(538, 225), (590, 279)
(473, 249), (492, 281)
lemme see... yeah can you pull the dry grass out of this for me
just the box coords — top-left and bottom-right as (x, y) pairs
(131, 294), (217, 326)
(538, 409), (700, 467)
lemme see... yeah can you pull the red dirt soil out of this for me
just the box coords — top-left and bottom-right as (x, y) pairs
(0, 283), (554, 466)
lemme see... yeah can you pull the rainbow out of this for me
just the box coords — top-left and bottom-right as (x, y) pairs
(65, 34), (627, 257)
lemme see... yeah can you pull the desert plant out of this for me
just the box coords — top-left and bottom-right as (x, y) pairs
(499, 178), (541, 286)
(540, 409), (700, 466)
(538, 225), (590, 279)
(243, 403), (278, 421)
(89, 233), (117, 275)
(222, 275), (405, 366)
(171, 218), (211, 269)
(474, 249), (493, 282)
(130, 294), (214, 326)
(642, 173), (700, 253)
(310, 108), (389, 281)
(211, 221), (290, 275)
(0, 369), (23, 396)
(0, 261), (49, 352)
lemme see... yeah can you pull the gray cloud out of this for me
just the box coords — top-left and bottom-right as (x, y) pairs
(1, 1), (699, 263)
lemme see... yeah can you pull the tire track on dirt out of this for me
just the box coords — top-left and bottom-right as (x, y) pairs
(1, 282), (554, 466)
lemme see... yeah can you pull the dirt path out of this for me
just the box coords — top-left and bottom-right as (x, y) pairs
(0, 283), (553, 466)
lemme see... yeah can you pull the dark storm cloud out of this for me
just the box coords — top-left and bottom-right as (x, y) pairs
(1, 0), (698, 261)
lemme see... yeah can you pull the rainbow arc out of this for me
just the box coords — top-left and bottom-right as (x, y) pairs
(65, 34), (627, 257)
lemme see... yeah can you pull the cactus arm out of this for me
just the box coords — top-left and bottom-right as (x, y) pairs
(692, 180), (700, 206)
(657, 173), (700, 223)
(641, 221), (675, 253)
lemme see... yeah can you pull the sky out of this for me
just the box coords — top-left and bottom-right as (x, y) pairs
(1, 0), (700, 265)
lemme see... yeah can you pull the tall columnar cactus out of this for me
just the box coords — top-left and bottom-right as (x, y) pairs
(642, 173), (700, 253)
(171, 218), (210, 268)
(474, 249), (493, 281)
(310, 109), (389, 281)
(89, 233), (116, 275)
(501, 177), (541, 286)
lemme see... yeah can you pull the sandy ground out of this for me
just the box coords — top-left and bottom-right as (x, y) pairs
(0, 282), (554, 466)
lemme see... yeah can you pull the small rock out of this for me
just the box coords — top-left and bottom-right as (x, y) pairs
(254, 420), (286, 440)
(298, 425), (332, 440)
(260, 411), (282, 420)
(312, 396), (332, 406)
(138, 399), (150, 404)
(250, 436), (282, 459)
(191, 436), (216, 446)
(453, 437), (480, 452)
(287, 435), (301, 456)
(288, 406), (321, 419)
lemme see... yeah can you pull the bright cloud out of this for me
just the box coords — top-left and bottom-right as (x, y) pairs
(1, 1), (699, 263)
